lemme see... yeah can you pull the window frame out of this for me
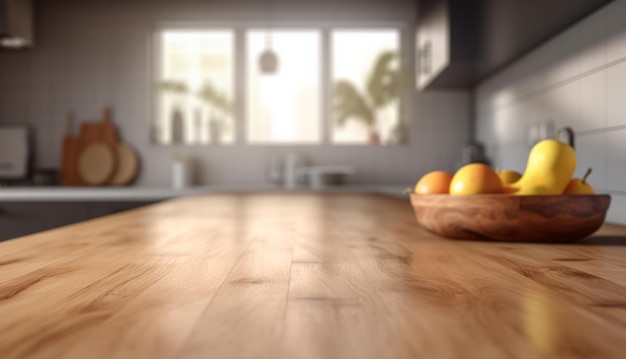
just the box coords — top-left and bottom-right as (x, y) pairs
(150, 22), (408, 147)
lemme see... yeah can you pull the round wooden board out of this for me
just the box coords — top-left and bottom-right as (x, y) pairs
(110, 143), (139, 186)
(77, 143), (116, 185)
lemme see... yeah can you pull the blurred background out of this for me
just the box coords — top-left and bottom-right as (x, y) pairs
(2, 0), (626, 240)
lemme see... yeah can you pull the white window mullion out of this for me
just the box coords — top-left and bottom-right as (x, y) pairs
(321, 28), (331, 145)
(235, 27), (246, 145)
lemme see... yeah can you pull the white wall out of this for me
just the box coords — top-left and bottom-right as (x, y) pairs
(475, 0), (626, 225)
(0, 0), (471, 187)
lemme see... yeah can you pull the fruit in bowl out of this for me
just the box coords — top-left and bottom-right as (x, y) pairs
(449, 163), (507, 195)
(408, 134), (610, 241)
(410, 135), (592, 197)
(413, 171), (453, 195)
(509, 136), (577, 195)
(563, 168), (595, 195)
(497, 169), (522, 185)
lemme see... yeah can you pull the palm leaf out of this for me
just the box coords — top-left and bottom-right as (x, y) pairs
(155, 80), (189, 94)
(366, 51), (400, 108)
(198, 81), (233, 115)
(333, 80), (374, 129)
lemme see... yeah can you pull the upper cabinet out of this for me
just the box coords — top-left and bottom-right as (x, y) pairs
(416, 0), (611, 91)
(416, 0), (478, 90)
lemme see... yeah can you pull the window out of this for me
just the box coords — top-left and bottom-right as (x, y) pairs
(155, 29), (235, 145)
(246, 30), (321, 143)
(332, 30), (402, 145)
(152, 26), (405, 146)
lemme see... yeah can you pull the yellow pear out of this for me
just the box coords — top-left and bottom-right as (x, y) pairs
(512, 137), (576, 196)
(497, 169), (522, 184)
(515, 185), (553, 195)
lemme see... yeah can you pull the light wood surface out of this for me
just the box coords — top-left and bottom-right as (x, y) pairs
(411, 193), (611, 241)
(2, 193), (626, 359)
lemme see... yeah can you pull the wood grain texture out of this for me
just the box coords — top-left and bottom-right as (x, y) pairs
(411, 193), (611, 241)
(1, 193), (626, 359)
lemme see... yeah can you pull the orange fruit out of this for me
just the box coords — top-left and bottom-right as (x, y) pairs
(562, 168), (595, 195)
(450, 163), (505, 195)
(414, 171), (454, 195)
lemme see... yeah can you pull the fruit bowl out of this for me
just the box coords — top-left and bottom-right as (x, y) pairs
(410, 193), (611, 242)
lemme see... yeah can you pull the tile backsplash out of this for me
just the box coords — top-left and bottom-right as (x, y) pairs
(0, 0), (471, 187)
(475, 0), (626, 225)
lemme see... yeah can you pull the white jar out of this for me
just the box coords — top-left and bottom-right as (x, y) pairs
(283, 153), (300, 189)
(172, 156), (191, 189)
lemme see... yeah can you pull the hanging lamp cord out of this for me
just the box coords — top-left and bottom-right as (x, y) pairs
(265, 0), (272, 49)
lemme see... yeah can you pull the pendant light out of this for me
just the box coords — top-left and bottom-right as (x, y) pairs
(259, 0), (279, 74)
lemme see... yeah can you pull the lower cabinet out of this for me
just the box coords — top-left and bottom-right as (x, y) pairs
(0, 201), (158, 241)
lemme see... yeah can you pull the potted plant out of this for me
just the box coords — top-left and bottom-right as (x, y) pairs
(197, 81), (234, 144)
(156, 80), (189, 144)
(156, 80), (234, 144)
(333, 51), (403, 145)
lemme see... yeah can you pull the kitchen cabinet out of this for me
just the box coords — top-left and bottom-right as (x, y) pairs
(416, 0), (610, 90)
(87, 201), (158, 218)
(416, 0), (478, 90)
(0, 203), (91, 241)
(0, 201), (156, 241)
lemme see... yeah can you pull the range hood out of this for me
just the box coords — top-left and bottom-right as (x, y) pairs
(0, 0), (33, 49)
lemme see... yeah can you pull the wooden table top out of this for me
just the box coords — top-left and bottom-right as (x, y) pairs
(2, 193), (626, 359)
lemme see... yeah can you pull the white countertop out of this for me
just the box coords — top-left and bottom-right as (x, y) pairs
(0, 185), (409, 202)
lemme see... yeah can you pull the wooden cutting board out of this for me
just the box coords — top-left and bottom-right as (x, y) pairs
(77, 107), (120, 185)
(100, 107), (119, 145)
(60, 113), (83, 186)
(110, 143), (139, 186)
(78, 142), (116, 185)
(65, 106), (139, 186)
(80, 107), (119, 147)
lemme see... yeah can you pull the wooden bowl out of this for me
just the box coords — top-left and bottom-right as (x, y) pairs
(410, 194), (611, 242)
